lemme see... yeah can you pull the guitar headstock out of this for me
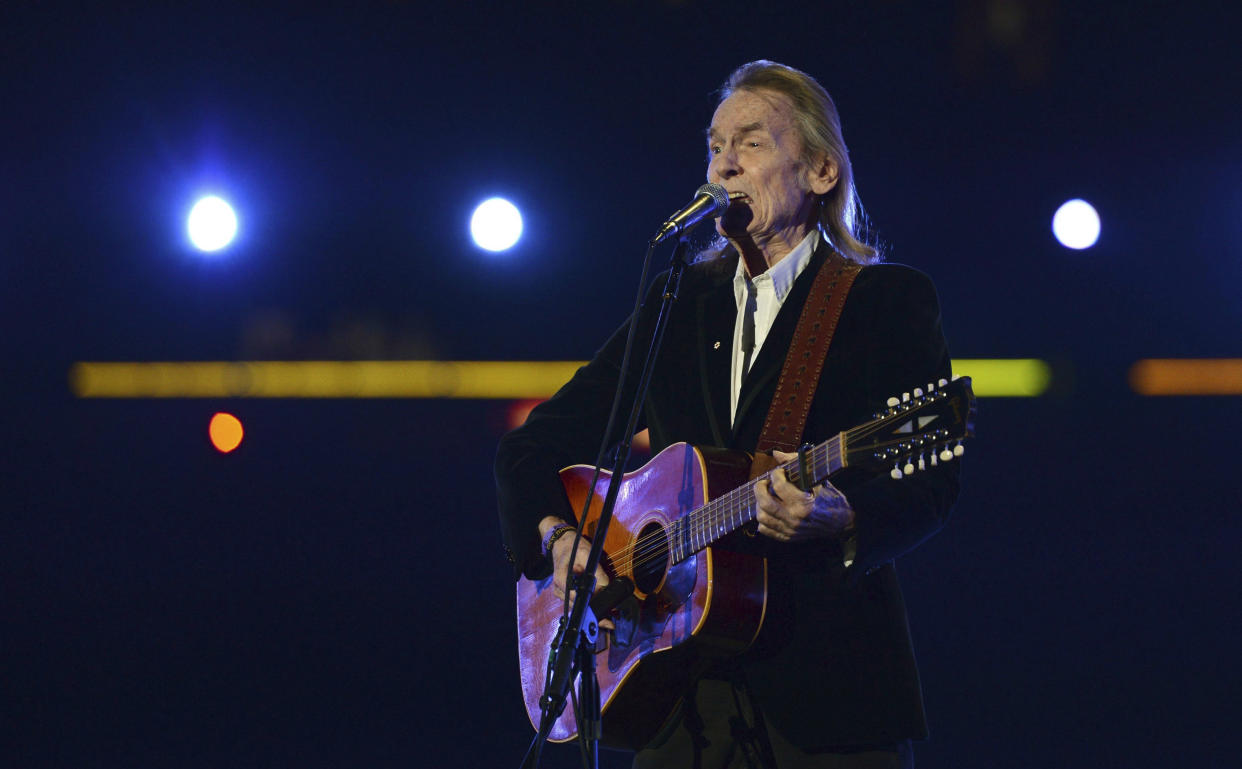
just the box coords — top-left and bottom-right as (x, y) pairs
(845, 376), (976, 479)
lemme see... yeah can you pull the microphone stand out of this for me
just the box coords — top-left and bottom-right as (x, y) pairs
(522, 236), (693, 769)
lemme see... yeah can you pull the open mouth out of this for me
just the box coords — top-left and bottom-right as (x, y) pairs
(728, 191), (750, 203)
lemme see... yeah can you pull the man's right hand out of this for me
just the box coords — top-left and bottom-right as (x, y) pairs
(540, 516), (614, 630)
(549, 530), (611, 605)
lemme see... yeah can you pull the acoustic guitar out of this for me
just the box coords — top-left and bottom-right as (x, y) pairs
(516, 376), (976, 749)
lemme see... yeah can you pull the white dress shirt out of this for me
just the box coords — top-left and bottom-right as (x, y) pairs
(729, 230), (819, 425)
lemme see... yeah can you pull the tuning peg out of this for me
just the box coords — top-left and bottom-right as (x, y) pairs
(930, 452), (938, 467)
(902, 392), (911, 402)
(903, 459), (915, 475)
(938, 378), (948, 387)
(953, 440), (965, 457)
(917, 453), (926, 471)
(886, 396), (900, 408)
(927, 381), (935, 392)
(913, 387), (924, 398)
(939, 447), (954, 462)
(890, 463), (904, 480)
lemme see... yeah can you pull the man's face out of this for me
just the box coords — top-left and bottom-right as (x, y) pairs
(707, 88), (821, 243)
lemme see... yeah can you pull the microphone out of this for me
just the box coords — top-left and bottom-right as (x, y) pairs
(650, 183), (730, 244)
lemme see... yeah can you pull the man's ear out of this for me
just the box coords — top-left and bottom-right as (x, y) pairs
(807, 155), (839, 196)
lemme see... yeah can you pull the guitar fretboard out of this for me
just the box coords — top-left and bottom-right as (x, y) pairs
(668, 434), (846, 564)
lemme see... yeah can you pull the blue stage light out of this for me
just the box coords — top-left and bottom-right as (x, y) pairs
(470, 197), (523, 252)
(1052, 199), (1100, 250)
(187, 195), (238, 252)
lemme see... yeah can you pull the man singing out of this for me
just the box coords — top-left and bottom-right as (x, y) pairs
(496, 60), (959, 769)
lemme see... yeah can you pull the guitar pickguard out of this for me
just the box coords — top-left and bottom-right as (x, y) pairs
(605, 549), (699, 674)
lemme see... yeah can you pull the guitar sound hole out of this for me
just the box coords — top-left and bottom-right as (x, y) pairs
(632, 521), (669, 595)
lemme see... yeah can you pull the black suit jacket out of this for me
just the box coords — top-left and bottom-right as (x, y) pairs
(495, 239), (959, 748)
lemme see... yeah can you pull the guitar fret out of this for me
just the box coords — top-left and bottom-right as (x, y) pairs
(682, 454), (785, 561)
(674, 518), (680, 563)
(671, 518), (679, 564)
(672, 434), (856, 564)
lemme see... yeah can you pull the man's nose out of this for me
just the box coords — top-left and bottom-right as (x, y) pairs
(710, 151), (740, 180)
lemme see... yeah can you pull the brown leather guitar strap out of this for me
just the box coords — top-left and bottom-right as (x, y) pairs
(752, 250), (861, 471)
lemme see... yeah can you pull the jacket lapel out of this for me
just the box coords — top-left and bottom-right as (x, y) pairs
(695, 258), (739, 447)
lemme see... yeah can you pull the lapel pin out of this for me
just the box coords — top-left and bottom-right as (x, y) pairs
(713, 341), (721, 349)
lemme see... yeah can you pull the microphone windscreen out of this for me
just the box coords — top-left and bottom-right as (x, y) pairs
(695, 183), (730, 215)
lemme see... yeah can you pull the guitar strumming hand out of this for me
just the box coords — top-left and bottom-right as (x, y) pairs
(538, 516), (615, 630)
(755, 450), (857, 542)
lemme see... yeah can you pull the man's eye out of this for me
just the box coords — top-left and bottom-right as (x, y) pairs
(709, 145), (722, 155)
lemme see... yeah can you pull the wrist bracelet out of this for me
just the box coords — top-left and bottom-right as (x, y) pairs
(542, 523), (577, 557)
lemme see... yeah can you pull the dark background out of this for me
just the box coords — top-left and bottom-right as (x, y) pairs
(3, 1), (1239, 767)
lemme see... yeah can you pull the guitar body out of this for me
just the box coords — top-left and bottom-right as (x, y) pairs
(515, 442), (767, 749)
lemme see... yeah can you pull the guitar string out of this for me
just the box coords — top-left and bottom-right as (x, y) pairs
(609, 439), (843, 569)
(605, 418), (946, 570)
(628, 444), (833, 570)
(617, 423), (924, 570)
(590, 392), (957, 572)
(602, 440), (842, 571)
(683, 392), (958, 560)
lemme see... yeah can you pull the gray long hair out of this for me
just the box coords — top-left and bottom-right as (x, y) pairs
(702, 60), (881, 265)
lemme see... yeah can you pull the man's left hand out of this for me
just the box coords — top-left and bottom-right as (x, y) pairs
(754, 450), (855, 541)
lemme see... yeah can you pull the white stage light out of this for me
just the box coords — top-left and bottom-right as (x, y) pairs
(470, 198), (523, 252)
(1052, 199), (1100, 250)
(187, 196), (238, 252)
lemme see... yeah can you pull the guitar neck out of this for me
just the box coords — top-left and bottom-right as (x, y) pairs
(669, 434), (847, 564)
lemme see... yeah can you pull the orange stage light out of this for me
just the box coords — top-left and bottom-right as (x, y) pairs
(506, 398), (545, 431)
(1129, 359), (1242, 395)
(209, 412), (244, 453)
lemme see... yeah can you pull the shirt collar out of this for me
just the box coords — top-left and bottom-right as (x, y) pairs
(732, 229), (820, 305)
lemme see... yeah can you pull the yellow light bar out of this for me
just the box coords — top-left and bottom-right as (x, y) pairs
(1129, 359), (1242, 395)
(69, 358), (1053, 399)
(69, 361), (585, 399)
(952, 358), (1051, 397)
